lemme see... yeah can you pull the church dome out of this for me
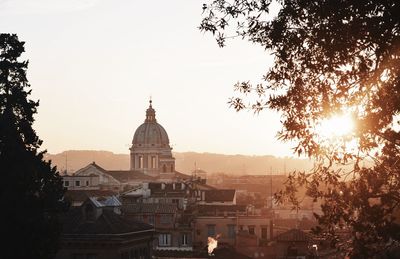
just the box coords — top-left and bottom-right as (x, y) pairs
(132, 100), (170, 147)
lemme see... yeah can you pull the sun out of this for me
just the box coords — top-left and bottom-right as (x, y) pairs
(316, 113), (355, 139)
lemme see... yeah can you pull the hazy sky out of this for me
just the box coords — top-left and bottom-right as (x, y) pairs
(1, 0), (295, 157)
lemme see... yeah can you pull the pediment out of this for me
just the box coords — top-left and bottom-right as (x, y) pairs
(74, 163), (120, 185)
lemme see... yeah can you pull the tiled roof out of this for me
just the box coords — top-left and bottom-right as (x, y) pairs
(204, 189), (235, 202)
(63, 175), (99, 178)
(197, 204), (246, 212)
(89, 162), (109, 174)
(174, 171), (191, 180)
(61, 207), (154, 235)
(148, 182), (187, 191)
(107, 170), (156, 183)
(101, 196), (122, 207)
(88, 197), (105, 208)
(150, 192), (187, 198)
(275, 228), (310, 242)
(123, 203), (178, 214)
(65, 190), (118, 202)
(194, 182), (216, 190)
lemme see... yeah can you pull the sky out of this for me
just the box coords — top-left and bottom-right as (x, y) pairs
(0, 0), (295, 157)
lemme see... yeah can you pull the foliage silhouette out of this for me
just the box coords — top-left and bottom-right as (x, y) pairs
(0, 34), (69, 259)
(200, 1), (400, 257)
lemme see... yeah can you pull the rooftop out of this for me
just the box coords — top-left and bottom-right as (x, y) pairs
(204, 189), (235, 202)
(65, 189), (118, 203)
(61, 207), (154, 236)
(123, 203), (178, 214)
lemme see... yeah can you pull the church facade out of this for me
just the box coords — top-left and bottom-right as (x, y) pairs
(130, 100), (176, 178)
(67, 101), (187, 193)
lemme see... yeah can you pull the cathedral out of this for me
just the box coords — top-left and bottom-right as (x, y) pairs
(69, 100), (187, 190)
(130, 100), (176, 177)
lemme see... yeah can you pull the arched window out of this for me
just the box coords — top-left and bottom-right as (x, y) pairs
(152, 156), (156, 169)
(139, 156), (143, 169)
(170, 164), (174, 172)
(163, 164), (167, 173)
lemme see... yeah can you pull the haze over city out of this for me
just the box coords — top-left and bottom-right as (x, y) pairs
(2, 0), (399, 258)
(0, 0), (292, 157)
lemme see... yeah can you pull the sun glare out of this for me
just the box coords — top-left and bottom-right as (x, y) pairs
(316, 114), (354, 139)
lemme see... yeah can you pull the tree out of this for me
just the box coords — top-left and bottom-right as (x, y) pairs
(0, 34), (69, 259)
(200, 1), (400, 258)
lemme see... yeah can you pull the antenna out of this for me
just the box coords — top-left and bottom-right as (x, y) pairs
(65, 151), (68, 175)
(270, 166), (273, 209)
(194, 161), (197, 179)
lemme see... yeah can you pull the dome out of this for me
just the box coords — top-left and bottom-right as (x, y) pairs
(132, 101), (170, 147)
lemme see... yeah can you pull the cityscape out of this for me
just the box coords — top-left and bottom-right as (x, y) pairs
(1, 1), (400, 259)
(58, 101), (323, 259)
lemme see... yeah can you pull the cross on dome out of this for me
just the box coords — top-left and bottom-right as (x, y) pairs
(145, 98), (156, 122)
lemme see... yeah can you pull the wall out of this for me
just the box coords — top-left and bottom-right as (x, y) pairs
(194, 216), (237, 246)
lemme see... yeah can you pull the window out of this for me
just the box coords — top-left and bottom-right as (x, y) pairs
(130, 249), (139, 259)
(86, 180), (89, 186)
(64, 181), (69, 187)
(261, 227), (268, 239)
(248, 225), (255, 235)
(75, 181), (80, 187)
(138, 248), (145, 259)
(158, 233), (171, 246)
(140, 247), (147, 259)
(181, 233), (189, 246)
(160, 214), (172, 224)
(207, 225), (216, 237)
(148, 215), (155, 225)
(136, 215), (143, 222)
(163, 164), (167, 173)
(139, 156), (143, 169)
(151, 156), (156, 168)
(228, 225), (236, 238)
(170, 164), (174, 172)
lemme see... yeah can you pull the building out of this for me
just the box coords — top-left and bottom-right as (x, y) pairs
(70, 101), (190, 190)
(57, 197), (155, 259)
(121, 182), (199, 253)
(64, 189), (119, 207)
(274, 228), (311, 259)
(193, 189), (248, 247)
(130, 100), (176, 178)
(62, 174), (100, 190)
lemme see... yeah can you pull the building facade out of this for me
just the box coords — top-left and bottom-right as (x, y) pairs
(57, 198), (155, 259)
(130, 100), (175, 178)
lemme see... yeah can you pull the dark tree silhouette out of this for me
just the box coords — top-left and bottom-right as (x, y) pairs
(200, 1), (400, 258)
(0, 34), (68, 259)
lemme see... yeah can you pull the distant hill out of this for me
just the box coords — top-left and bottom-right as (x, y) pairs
(44, 150), (313, 175)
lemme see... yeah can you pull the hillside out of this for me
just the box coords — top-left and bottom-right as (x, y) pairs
(44, 150), (313, 175)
